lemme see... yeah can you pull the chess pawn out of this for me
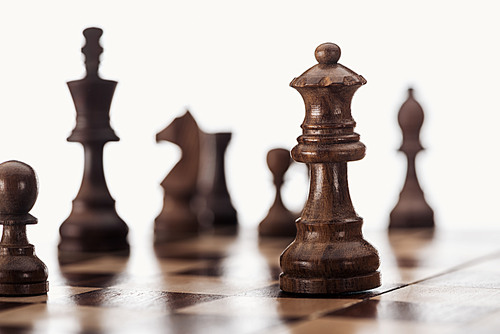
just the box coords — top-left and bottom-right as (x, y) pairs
(196, 132), (238, 232)
(258, 148), (297, 237)
(59, 28), (129, 253)
(0, 161), (49, 296)
(280, 43), (380, 294)
(389, 88), (434, 229)
(155, 111), (200, 242)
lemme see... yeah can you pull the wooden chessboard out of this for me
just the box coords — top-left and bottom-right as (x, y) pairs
(0, 227), (499, 333)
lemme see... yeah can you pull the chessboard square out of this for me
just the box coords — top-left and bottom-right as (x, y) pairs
(114, 275), (273, 296)
(173, 264), (226, 277)
(335, 283), (403, 300)
(0, 286), (100, 304)
(154, 235), (236, 258)
(238, 283), (284, 298)
(325, 299), (497, 324)
(153, 259), (213, 274)
(0, 302), (33, 313)
(391, 256), (424, 268)
(420, 267), (500, 289)
(271, 317), (457, 334)
(62, 254), (213, 278)
(374, 284), (500, 308)
(177, 295), (359, 318)
(166, 239), (280, 282)
(380, 266), (444, 284)
(69, 288), (227, 312)
(61, 259), (218, 290)
(0, 324), (33, 334)
(385, 230), (500, 268)
(154, 249), (227, 261)
(465, 256), (500, 274)
(0, 294), (47, 305)
(460, 309), (500, 333)
(158, 313), (295, 334)
(60, 255), (129, 274)
(60, 272), (127, 288)
(0, 303), (167, 333)
(175, 262), (281, 282)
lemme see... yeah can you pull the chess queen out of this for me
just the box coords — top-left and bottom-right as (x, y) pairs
(280, 43), (381, 294)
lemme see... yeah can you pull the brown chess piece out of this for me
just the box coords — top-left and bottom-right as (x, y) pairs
(59, 27), (129, 253)
(155, 111), (201, 242)
(258, 148), (297, 237)
(389, 88), (434, 229)
(0, 161), (49, 296)
(195, 132), (238, 232)
(279, 43), (381, 294)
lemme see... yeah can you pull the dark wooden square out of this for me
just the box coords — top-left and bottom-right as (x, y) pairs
(325, 299), (497, 324)
(70, 288), (227, 312)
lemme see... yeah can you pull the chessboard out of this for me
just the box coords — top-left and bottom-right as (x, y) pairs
(0, 227), (499, 333)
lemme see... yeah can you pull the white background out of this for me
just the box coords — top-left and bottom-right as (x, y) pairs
(0, 0), (499, 247)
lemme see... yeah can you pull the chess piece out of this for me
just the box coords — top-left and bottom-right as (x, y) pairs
(0, 161), (48, 295)
(280, 43), (381, 294)
(59, 27), (129, 253)
(155, 111), (201, 243)
(389, 88), (434, 229)
(195, 132), (238, 232)
(259, 148), (297, 237)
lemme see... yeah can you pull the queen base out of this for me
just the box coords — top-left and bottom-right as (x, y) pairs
(279, 219), (381, 295)
(280, 271), (380, 294)
(389, 197), (434, 229)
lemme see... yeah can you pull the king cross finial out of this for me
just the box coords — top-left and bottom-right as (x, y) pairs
(81, 27), (104, 78)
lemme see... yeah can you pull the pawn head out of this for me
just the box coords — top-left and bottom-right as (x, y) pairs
(267, 148), (292, 176)
(315, 43), (341, 65)
(0, 161), (38, 215)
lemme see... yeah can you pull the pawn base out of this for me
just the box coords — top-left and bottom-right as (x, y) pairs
(258, 208), (297, 238)
(279, 271), (380, 294)
(389, 215), (434, 229)
(0, 281), (49, 296)
(0, 243), (49, 296)
(389, 199), (435, 229)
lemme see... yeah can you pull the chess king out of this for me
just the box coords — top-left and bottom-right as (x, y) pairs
(58, 28), (129, 253)
(279, 43), (381, 294)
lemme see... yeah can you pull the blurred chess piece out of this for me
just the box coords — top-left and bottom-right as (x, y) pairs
(59, 27), (129, 253)
(155, 111), (200, 242)
(196, 132), (238, 233)
(0, 160), (49, 296)
(259, 148), (297, 237)
(389, 88), (434, 229)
